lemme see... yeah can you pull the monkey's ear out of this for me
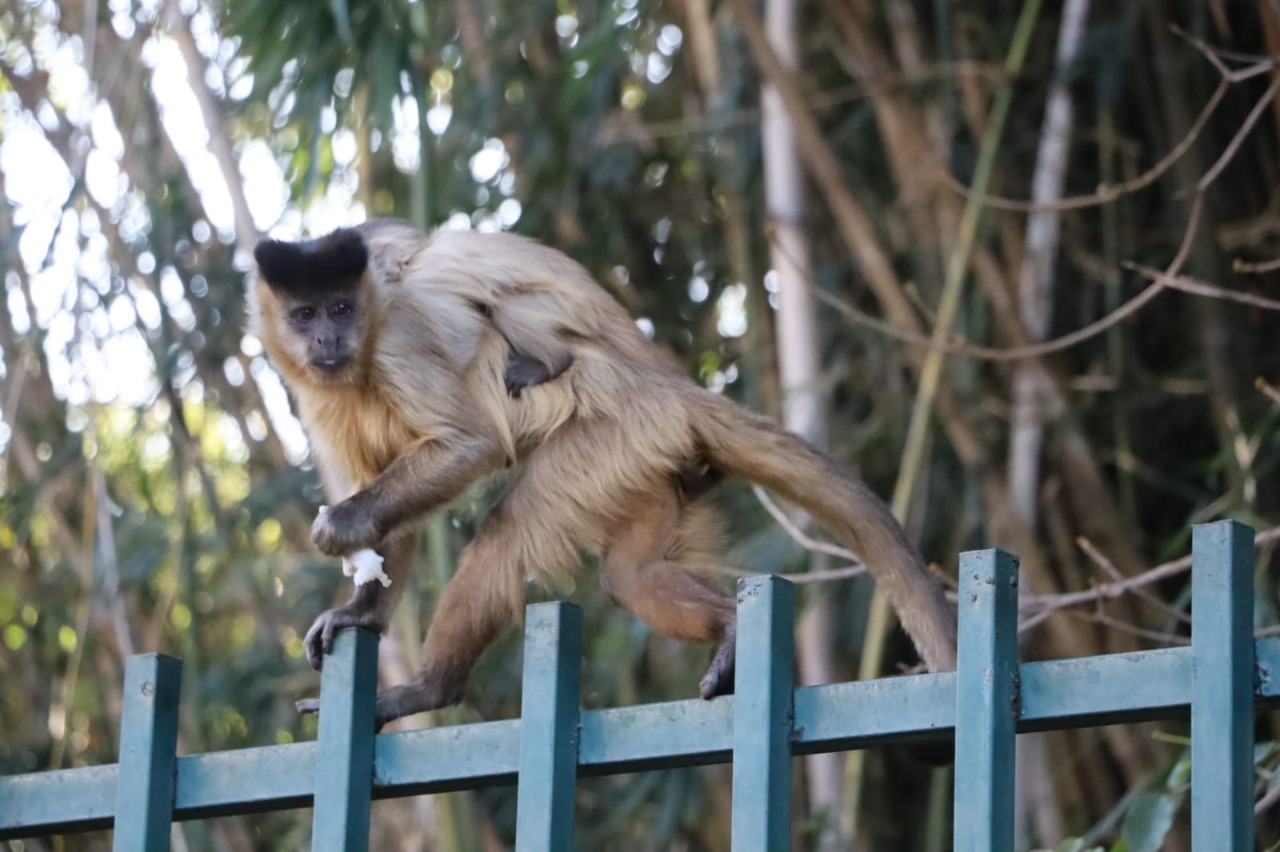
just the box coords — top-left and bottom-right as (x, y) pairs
(254, 240), (304, 291)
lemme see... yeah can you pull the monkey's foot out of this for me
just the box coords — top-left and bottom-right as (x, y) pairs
(295, 677), (466, 728)
(372, 678), (466, 726)
(303, 607), (384, 670)
(698, 624), (736, 699)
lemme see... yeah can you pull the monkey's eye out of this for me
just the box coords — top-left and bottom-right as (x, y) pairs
(291, 306), (316, 323)
(330, 300), (353, 319)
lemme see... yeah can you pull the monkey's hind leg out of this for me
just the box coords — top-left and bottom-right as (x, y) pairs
(369, 503), (539, 727)
(601, 496), (737, 699)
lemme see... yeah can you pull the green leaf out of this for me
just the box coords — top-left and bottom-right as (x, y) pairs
(1120, 792), (1178, 852)
(1165, 749), (1191, 788)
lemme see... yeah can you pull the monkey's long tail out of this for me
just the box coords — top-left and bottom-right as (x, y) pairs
(688, 389), (957, 673)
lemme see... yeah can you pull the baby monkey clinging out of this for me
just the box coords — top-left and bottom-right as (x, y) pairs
(249, 219), (957, 726)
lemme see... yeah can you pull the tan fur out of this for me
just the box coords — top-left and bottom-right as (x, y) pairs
(253, 220), (956, 724)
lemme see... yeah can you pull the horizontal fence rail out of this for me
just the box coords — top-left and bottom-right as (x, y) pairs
(0, 520), (1267, 849)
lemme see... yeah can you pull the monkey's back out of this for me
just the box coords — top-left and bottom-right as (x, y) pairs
(377, 228), (709, 549)
(377, 225), (700, 447)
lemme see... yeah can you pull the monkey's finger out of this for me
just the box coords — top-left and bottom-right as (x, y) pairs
(295, 697), (321, 715)
(303, 622), (327, 670)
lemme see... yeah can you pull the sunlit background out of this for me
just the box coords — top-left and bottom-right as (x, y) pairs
(5, 0), (1280, 849)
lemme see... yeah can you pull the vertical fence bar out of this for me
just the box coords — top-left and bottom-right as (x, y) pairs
(113, 653), (182, 852)
(1191, 520), (1255, 851)
(311, 628), (379, 852)
(953, 549), (1019, 852)
(515, 602), (583, 851)
(731, 575), (796, 852)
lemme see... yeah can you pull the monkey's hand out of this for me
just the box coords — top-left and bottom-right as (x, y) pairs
(312, 498), (383, 556)
(301, 606), (384, 671)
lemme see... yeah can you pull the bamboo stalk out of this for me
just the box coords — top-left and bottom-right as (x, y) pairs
(845, 0), (1044, 838)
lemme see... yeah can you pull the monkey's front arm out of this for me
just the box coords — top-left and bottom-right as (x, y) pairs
(302, 432), (503, 670)
(310, 432), (504, 555)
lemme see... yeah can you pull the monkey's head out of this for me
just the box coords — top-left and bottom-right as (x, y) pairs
(252, 228), (371, 384)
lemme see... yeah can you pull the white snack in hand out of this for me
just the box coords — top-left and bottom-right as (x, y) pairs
(345, 548), (391, 587)
(314, 505), (391, 587)
(313, 504), (330, 540)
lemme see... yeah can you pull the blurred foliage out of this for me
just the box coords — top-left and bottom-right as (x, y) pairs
(3, 0), (1280, 849)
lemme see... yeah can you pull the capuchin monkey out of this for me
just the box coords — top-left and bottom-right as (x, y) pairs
(249, 219), (957, 727)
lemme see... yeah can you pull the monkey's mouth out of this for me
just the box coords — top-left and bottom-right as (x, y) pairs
(311, 356), (353, 375)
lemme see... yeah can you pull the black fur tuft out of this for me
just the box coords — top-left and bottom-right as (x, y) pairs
(253, 228), (369, 296)
(323, 229), (370, 279)
(252, 240), (302, 288)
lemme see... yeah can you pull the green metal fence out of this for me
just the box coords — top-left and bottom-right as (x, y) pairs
(0, 519), (1267, 849)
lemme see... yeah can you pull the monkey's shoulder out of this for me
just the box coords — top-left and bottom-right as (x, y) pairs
(355, 219), (430, 285)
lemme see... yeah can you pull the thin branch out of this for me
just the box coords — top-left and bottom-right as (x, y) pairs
(1075, 535), (1191, 625)
(940, 78), (1229, 212)
(1194, 73), (1280, 191)
(1257, 377), (1280, 406)
(942, 47), (1278, 213)
(1234, 256), (1280, 273)
(716, 563), (868, 584)
(1127, 263), (1280, 311)
(595, 65), (1003, 146)
(1018, 527), (1280, 629)
(1060, 610), (1190, 646)
(752, 486), (864, 565)
(1255, 777), (1280, 816)
(772, 69), (1242, 364)
(766, 201), (1190, 362)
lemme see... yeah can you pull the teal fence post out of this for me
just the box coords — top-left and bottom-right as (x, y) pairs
(954, 549), (1019, 852)
(515, 601), (583, 851)
(1191, 520), (1255, 850)
(113, 653), (182, 852)
(731, 574), (796, 852)
(311, 628), (379, 852)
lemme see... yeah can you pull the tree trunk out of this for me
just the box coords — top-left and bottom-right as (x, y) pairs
(1006, 1), (1089, 846)
(760, 0), (842, 844)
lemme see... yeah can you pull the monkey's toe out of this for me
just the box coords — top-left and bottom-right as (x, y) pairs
(699, 668), (735, 700)
(699, 627), (737, 699)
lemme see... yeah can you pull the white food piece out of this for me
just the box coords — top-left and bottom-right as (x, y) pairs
(312, 504), (330, 540)
(345, 548), (391, 587)
(314, 505), (391, 587)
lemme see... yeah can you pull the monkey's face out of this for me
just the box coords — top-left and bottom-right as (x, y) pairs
(253, 228), (371, 383)
(277, 289), (364, 379)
